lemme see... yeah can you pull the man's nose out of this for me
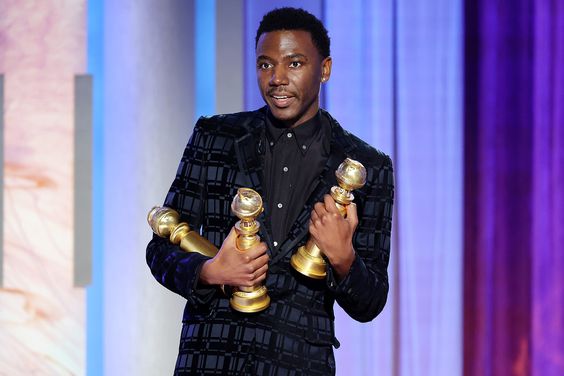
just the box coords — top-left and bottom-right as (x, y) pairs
(270, 66), (289, 86)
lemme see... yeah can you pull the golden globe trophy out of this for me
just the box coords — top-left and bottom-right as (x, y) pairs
(229, 188), (271, 313)
(290, 158), (367, 279)
(148, 187), (270, 313)
(147, 206), (218, 257)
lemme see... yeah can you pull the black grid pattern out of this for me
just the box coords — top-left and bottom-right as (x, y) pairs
(146, 107), (394, 375)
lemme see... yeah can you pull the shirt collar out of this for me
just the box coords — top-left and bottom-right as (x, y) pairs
(265, 110), (322, 155)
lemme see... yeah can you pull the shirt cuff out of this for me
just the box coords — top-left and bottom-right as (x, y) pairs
(190, 257), (218, 305)
(326, 252), (360, 294)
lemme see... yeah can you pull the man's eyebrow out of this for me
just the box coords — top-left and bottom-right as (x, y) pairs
(286, 53), (308, 60)
(256, 53), (309, 62)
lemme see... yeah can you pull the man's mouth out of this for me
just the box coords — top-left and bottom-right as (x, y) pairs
(270, 94), (294, 107)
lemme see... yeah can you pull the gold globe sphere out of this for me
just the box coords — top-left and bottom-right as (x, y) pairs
(335, 158), (367, 191)
(231, 188), (263, 221)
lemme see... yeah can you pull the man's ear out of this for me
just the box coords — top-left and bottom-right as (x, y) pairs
(321, 56), (332, 82)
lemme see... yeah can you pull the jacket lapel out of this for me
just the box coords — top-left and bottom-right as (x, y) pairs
(270, 110), (356, 265)
(233, 109), (275, 253)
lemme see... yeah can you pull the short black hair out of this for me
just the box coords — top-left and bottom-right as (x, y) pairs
(255, 7), (330, 58)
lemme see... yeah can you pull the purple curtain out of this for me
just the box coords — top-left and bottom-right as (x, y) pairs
(464, 1), (564, 376)
(531, 2), (564, 375)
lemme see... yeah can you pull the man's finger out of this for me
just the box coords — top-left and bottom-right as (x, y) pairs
(313, 201), (327, 216)
(254, 273), (267, 284)
(346, 202), (359, 228)
(253, 263), (268, 278)
(311, 210), (320, 222)
(243, 241), (268, 258)
(226, 226), (238, 241)
(324, 194), (340, 214)
(220, 227), (238, 250)
(253, 253), (270, 268)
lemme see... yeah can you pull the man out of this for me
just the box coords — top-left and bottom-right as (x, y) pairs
(147, 7), (393, 375)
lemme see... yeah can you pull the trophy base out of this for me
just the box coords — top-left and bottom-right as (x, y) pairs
(230, 285), (270, 313)
(290, 245), (327, 279)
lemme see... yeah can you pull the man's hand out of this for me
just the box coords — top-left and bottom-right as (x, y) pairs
(199, 227), (269, 287)
(309, 194), (358, 280)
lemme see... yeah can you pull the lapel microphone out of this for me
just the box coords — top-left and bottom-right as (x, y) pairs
(257, 138), (265, 155)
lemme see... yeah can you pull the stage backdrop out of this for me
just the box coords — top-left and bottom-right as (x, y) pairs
(324, 1), (463, 375)
(463, 1), (564, 375)
(0, 1), (88, 374)
(1, 1), (562, 375)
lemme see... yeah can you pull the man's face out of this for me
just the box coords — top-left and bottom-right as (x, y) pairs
(256, 30), (331, 128)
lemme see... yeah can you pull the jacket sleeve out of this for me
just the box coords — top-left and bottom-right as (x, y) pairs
(325, 154), (394, 322)
(146, 120), (218, 311)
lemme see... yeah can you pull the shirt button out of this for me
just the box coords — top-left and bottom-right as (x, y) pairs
(277, 203), (283, 209)
(287, 133), (292, 138)
(270, 141), (274, 146)
(273, 241), (278, 247)
(302, 145), (307, 150)
(283, 166), (288, 172)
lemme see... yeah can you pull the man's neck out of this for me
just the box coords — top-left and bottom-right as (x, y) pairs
(267, 109), (321, 129)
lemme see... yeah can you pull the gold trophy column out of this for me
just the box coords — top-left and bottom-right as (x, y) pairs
(290, 158), (367, 279)
(229, 188), (271, 313)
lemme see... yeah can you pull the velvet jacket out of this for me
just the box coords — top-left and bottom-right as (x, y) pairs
(146, 107), (394, 374)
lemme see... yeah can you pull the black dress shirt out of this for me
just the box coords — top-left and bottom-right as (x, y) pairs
(263, 110), (330, 249)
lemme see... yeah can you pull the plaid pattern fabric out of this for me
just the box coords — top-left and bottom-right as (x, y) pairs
(146, 107), (394, 375)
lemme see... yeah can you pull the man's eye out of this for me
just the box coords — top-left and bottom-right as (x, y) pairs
(289, 61), (302, 68)
(258, 62), (272, 70)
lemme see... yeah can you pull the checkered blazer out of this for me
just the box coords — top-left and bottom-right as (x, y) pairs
(146, 107), (394, 375)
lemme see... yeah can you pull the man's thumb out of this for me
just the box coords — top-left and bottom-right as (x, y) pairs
(221, 226), (238, 248)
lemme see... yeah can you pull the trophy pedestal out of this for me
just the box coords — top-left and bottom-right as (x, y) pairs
(290, 240), (327, 279)
(230, 285), (271, 313)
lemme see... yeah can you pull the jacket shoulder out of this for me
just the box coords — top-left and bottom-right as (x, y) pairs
(345, 131), (392, 170)
(195, 109), (264, 138)
(322, 109), (392, 171)
(339, 131), (394, 199)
